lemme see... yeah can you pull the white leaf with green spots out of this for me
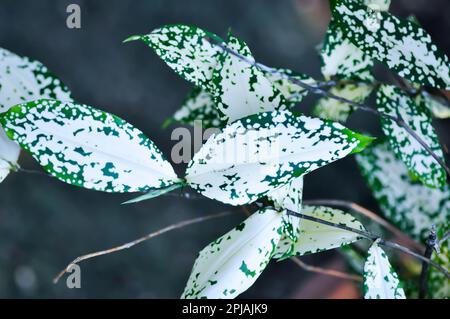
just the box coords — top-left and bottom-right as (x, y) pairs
(376, 85), (446, 188)
(0, 128), (20, 183)
(363, 241), (406, 299)
(0, 48), (72, 182)
(321, 18), (374, 82)
(313, 83), (373, 122)
(185, 110), (374, 205)
(268, 177), (303, 242)
(211, 35), (287, 123)
(428, 223), (450, 299)
(181, 207), (283, 299)
(331, 0), (450, 89)
(167, 87), (225, 128)
(416, 92), (450, 119)
(263, 68), (316, 107)
(356, 140), (450, 241)
(0, 99), (179, 193)
(273, 205), (365, 260)
(125, 24), (224, 90)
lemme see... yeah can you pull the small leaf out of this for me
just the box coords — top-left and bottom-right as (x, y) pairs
(185, 110), (374, 205)
(356, 140), (450, 241)
(416, 92), (450, 119)
(376, 85), (446, 188)
(181, 207), (283, 299)
(268, 177), (303, 242)
(211, 34), (287, 123)
(363, 241), (406, 299)
(313, 83), (373, 122)
(0, 99), (179, 193)
(273, 205), (365, 259)
(122, 183), (183, 204)
(169, 87), (225, 128)
(331, 0), (450, 89)
(126, 24), (224, 90)
(0, 129), (20, 183)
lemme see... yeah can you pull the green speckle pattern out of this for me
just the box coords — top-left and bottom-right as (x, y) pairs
(332, 0), (450, 89)
(313, 83), (373, 122)
(185, 110), (373, 205)
(376, 85), (446, 188)
(0, 99), (179, 193)
(363, 241), (406, 299)
(181, 207), (284, 299)
(0, 47), (72, 182)
(273, 205), (365, 259)
(356, 140), (450, 241)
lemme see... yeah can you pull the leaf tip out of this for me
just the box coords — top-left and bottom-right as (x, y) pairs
(123, 35), (141, 44)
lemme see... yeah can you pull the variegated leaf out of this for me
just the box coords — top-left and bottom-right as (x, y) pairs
(416, 92), (450, 119)
(364, 0), (391, 12)
(0, 47), (72, 182)
(211, 34), (287, 123)
(268, 177), (303, 242)
(356, 140), (450, 241)
(122, 184), (183, 205)
(428, 223), (450, 299)
(0, 99), (179, 193)
(167, 87), (225, 128)
(0, 128), (20, 183)
(331, 0), (450, 89)
(125, 25), (224, 90)
(313, 83), (373, 122)
(181, 207), (283, 299)
(273, 205), (365, 260)
(263, 68), (316, 107)
(321, 18), (374, 82)
(363, 241), (406, 299)
(185, 110), (373, 205)
(376, 85), (446, 188)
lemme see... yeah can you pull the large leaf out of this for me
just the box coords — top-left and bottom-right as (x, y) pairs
(356, 140), (450, 241)
(125, 24), (224, 90)
(331, 0), (450, 89)
(363, 241), (406, 299)
(0, 47), (72, 182)
(0, 99), (179, 192)
(428, 223), (450, 299)
(185, 110), (373, 205)
(211, 34), (287, 123)
(376, 85), (446, 188)
(167, 87), (225, 129)
(273, 205), (365, 259)
(0, 129), (20, 183)
(313, 83), (373, 122)
(268, 177), (303, 242)
(181, 207), (283, 299)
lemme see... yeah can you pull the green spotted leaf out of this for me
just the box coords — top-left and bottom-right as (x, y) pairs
(313, 83), (373, 122)
(181, 207), (283, 299)
(331, 0), (450, 89)
(363, 241), (406, 299)
(122, 183), (183, 205)
(167, 87), (225, 129)
(211, 34), (287, 123)
(273, 205), (365, 259)
(185, 110), (374, 205)
(428, 223), (450, 299)
(376, 85), (446, 188)
(356, 140), (450, 241)
(125, 24), (224, 91)
(268, 177), (303, 242)
(0, 48), (72, 182)
(0, 99), (180, 193)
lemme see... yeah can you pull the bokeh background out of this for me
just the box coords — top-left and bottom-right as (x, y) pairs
(0, 0), (448, 298)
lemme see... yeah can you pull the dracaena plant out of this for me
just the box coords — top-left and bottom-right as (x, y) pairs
(1, 0), (449, 299)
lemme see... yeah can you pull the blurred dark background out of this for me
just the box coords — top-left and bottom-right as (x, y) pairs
(0, 0), (448, 298)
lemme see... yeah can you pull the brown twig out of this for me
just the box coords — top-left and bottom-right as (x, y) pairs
(290, 257), (363, 282)
(53, 209), (237, 284)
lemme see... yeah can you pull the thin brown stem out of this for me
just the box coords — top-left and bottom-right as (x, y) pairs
(290, 257), (363, 282)
(53, 209), (237, 284)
